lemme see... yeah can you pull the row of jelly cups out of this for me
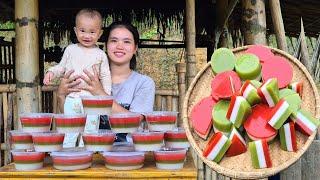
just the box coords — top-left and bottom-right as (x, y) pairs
(19, 111), (178, 133)
(10, 128), (190, 152)
(11, 147), (188, 171)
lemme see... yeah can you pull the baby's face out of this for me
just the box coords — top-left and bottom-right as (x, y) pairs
(74, 15), (102, 48)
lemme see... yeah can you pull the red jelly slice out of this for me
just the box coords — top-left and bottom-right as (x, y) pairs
(262, 56), (293, 88)
(245, 45), (274, 63)
(191, 96), (217, 139)
(211, 71), (242, 100)
(226, 134), (247, 157)
(244, 104), (277, 142)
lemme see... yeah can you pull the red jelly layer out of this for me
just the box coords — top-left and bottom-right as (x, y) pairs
(146, 116), (176, 123)
(262, 56), (293, 88)
(191, 96), (216, 138)
(20, 117), (52, 126)
(109, 117), (141, 125)
(83, 135), (115, 143)
(32, 135), (64, 143)
(13, 153), (45, 162)
(226, 135), (247, 157)
(244, 104), (277, 140)
(211, 70), (241, 100)
(154, 152), (186, 161)
(132, 133), (164, 142)
(53, 156), (92, 165)
(55, 117), (86, 126)
(82, 99), (113, 107)
(104, 156), (144, 165)
(245, 45), (274, 63)
(11, 135), (33, 143)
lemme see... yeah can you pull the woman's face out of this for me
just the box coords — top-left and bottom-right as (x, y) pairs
(107, 27), (137, 66)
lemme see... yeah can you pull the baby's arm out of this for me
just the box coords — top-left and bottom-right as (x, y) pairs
(45, 46), (71, 83)
(98, 54), (112, 95)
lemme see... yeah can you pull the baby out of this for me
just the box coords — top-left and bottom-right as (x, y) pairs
(43, 9), (111, 114)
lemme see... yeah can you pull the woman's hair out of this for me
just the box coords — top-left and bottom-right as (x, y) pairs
(105, 21), (139, 70)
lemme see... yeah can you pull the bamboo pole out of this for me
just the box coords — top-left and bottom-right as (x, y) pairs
(0, 94), (2, 166)
(185, 0), (197, 87)
(176, 62), (186, 126)
(2, 93), (8, 165)
(242, 0), (267, 45)
(300, 18), (312, 74)
(15, 0), (40, 115)
(269, 0), (288, 52)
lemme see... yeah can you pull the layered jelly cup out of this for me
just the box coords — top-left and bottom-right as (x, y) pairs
(154, 148), (187, 170)
(54, 114), (86, 133)
(145, 111), (178, 132)
(132, 131), (164, 151)
(82, 130), (115, 152)
(32, 132), (64, 152)
(20, 113), (53, 133)
(11, 150), (45, 171)
(101, 151), (145, 170)
(164, 128), (190, 149)
(81, 95), (113, 115)
(9, 130), (33, 150)
(51, 151), (93, 171)
(109, 112), (141, 133)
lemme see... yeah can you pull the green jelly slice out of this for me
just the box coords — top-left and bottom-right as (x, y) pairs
(212, 100), (233, 133)
(235, 54), (261, 80)
(211, 48), (236, 74)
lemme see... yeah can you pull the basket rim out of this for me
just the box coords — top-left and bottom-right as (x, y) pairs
(182, 45), (320, 179)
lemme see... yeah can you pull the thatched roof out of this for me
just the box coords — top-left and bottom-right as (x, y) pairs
(1, 0), (320, 42)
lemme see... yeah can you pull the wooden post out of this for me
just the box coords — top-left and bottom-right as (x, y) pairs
(185, 0), (197, 87)
(15, 0), (40, 115)
(269, 0), (288, 52)
(176, 62), (186, 126)
(242, 0), (267, 45)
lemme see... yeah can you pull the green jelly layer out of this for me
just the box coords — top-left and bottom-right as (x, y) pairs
(283, 94), (301, 114)
(266, 79), (280, 105)
(279, 125), (288, 151)
(213, 138), (231, 163)
(246, 89), (261, 106)
(210, 48), (236, 74)
(279, 89), (296, 98)
(249, 141), (260, 168)
(250, 80), (262, 89)
(212, 100), (232, 132)
(233, 99), (251, 128)
(235, 54), (261, 80)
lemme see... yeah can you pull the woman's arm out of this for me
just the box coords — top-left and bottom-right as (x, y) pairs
(57, 70), (81, 112)
(80, 67), (136, 114)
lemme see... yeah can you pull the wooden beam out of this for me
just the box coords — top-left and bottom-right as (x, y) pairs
(269, 0), (288, 52)
(15, 0), (40, 115)
(242, 0), (267, 45)
(185, 0), (196, 88)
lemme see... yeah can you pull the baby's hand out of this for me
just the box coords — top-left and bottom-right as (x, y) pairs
(43, 71), (54, 85)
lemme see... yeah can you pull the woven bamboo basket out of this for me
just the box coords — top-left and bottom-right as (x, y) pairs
(183, 45), (320, 179)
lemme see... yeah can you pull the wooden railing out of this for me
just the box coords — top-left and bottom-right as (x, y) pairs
(0, 84), (180, 167)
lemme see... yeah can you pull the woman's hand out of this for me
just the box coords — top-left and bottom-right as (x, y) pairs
(80, 66), (108, 96)
(57, 70), (81, 98)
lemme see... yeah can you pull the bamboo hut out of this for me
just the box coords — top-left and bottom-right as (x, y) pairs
(1, 0), (320, 179)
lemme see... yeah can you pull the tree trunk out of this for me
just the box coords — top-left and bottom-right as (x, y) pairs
(242, 0), (267, 45)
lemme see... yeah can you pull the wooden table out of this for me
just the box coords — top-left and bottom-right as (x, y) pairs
(0, 151), (197, 180)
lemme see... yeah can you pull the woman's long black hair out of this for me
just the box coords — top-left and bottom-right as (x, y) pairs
(105, 21), (139, 70)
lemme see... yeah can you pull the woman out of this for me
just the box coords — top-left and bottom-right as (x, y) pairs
(57, 21), (156, 140)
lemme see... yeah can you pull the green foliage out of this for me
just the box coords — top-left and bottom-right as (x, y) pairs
(0, 21), (15, 29)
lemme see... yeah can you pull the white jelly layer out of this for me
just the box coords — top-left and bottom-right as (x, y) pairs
(156, 162), (184, 170)
(83, 107), (112, 115)
(165, 141), (190, 149)
(105, 164), (143, 170)
(148, 124), (175, 132)
(134, 143), (163, 151)
(22, 126), (51, 133)
(53, 162), (92, 171)
(85, 145), (113, 152)
(111, 127), (138, 133)
(14, 162), (43, 171)
(12, 143), (34, 150)
(34, 144), (63, 152)
(56, 127), (84, 133)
